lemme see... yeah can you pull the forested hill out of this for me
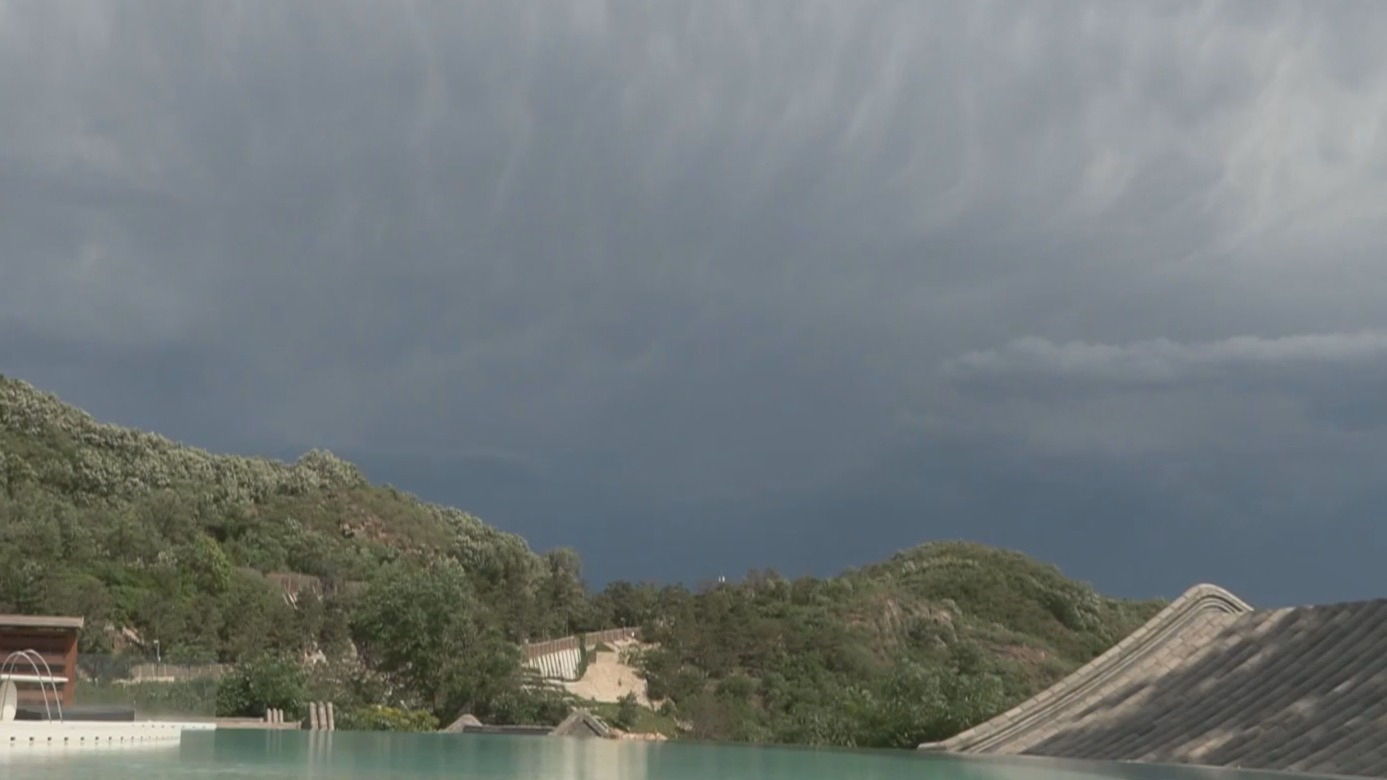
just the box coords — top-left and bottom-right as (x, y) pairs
(0, 374), (1165, 745)
(609, 542), (1164, 746)
(0, 374), (594, 654)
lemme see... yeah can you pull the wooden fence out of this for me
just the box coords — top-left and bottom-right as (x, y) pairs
(521, 627), (640, 660)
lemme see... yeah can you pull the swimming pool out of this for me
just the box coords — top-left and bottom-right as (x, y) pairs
(0, 729), (1346, 780)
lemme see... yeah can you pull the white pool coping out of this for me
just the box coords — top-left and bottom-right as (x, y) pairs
(0, 720), (216, 752)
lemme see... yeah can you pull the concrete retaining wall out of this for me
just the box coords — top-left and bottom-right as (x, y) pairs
(522, 628), (639, 681)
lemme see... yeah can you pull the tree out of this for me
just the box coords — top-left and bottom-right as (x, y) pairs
(540, 548), (592, 634)
(217, 569), (302, 661)
(594, 580), (660, 629)
(181, 533), (233, 595)
(350, 560), (523, 720)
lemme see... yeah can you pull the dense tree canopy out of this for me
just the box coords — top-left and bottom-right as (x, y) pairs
(0, 375), (589, 723)
(592, 542), (1161, 747)
(0, 375), (1163, 742)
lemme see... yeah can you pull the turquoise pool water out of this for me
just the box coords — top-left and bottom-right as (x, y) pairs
(0, 730), (1320, 780)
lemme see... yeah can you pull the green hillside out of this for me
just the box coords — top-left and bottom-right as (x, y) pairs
(0, 374), (1164, 745)
(0, 374), (594, 725)
(604, 543), (1163, 747)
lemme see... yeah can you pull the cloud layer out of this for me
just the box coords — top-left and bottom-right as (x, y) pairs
(946, 331), (1387, 385)
(5, 1), (1387, 604)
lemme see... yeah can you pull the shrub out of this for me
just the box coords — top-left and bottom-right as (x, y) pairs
(339, 705), (438, 732)
(215, 652), (307, 718)
(612, 692), (641, 731)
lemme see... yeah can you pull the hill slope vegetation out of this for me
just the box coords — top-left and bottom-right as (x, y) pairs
(605, 543), (1162, 747)
(0, 375), (1163, 744)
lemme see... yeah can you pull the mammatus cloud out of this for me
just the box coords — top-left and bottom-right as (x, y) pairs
(5, 1), (1387, 602)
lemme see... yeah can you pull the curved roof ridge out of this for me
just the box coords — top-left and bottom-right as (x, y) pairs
(921, 583), (1252, 753)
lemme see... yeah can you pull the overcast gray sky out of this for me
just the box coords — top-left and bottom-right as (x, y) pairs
(5, 1), (1387, 607)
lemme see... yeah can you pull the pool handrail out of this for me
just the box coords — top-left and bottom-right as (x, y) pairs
(0, 650), (64, 723)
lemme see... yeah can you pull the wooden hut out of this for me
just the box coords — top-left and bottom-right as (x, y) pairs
(0, 614), (84, 707)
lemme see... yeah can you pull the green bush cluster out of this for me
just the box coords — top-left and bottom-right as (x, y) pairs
(612, 692), (641, 731)
(215, 653), (308, 720)
(338, 705), (439, 732)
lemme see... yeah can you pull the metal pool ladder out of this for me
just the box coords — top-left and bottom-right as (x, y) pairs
(1, 649), (65, 723)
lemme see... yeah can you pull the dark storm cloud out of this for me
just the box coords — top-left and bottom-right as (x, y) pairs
(5, 1), (1387, 603)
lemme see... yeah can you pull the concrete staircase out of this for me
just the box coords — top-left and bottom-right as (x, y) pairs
(924, 584), (1387, 778)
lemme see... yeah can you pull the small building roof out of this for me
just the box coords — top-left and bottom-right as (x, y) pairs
(442, 713), (484, 733)
(0, 615), (85, 630)
(549, 708), (612, 739)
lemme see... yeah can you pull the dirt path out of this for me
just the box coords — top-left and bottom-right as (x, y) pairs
(561, 639), (651, 705)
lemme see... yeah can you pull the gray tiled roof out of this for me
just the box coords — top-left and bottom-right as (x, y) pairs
(921, 585), (1387, 778)
(0, 614), (85, 630)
